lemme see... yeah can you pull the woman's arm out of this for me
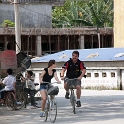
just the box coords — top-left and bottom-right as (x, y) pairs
(39, 70), (46, 83)
(54, 72), (61, 83)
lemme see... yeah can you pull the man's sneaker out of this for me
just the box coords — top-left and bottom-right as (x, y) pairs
(76, 101), (81, 107)
(40, 111), (45, 117)
(65, 92), (70, 99)
(31, 105), (37, 109)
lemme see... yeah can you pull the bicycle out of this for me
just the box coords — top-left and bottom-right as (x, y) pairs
(15, 80), (26, 110)
(66, 78), (79, 114)
(0, 90), (16, 111)
(42, 82), (59, 123)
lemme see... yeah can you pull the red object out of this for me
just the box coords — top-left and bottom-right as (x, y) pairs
(1, 50), (17, 69)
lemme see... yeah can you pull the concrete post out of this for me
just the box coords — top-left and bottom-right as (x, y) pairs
(36, 36), (42, 56)
(4, 36), (7, 50)
(79, 35), (84, 49)
(14, 0), (21, 54)
(117, 69), (121, 90)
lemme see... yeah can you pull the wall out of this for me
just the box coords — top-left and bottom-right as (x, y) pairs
(29, 61), (124, 90)
(27, 68), (122, 89)
(0, 3), (52, 28)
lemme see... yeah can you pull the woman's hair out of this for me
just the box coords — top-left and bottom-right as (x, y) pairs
(48, 60), (56, 68)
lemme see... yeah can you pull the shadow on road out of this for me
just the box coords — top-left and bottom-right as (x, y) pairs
(0, 93), (124, 124)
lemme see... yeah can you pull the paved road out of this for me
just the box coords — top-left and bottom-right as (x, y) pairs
(0, 89), (124, 124)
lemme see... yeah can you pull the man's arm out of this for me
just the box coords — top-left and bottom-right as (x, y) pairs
(13, 81), (16, 91)
(78, 62), (86, 80)
(79, 69), (86, 79)
(0, 81), (3, 84)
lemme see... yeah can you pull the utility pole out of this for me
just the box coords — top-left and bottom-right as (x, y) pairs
(14, 0), (21, 54)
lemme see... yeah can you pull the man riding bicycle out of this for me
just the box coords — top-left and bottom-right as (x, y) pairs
(60, 50), (86, 107)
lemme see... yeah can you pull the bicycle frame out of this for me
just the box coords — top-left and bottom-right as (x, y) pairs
(43, 82), (58, 123)
(66, 78), (78, 114)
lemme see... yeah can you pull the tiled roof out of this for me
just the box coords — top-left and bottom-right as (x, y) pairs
(31, 48), (124, 62)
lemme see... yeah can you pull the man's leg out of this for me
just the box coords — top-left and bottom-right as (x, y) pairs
(76, 81), (81, 107)
(24, 88), (30, 104)
(64, 82), (70, 99)
(30, 90), (35, 106)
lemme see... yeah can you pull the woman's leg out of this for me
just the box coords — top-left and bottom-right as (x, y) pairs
(40, 90), (47, 111)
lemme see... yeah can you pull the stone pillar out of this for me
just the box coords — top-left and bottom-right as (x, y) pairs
(114, 0), (124, 47)
(79, 35), (84, 49)
(36, 36), (42, 56)
(117, 69), (121, 90)
(4, 36), (7, 50)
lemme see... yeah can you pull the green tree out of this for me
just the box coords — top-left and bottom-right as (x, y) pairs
(79, 0), (113, 27)
(52, 0), (113, 28)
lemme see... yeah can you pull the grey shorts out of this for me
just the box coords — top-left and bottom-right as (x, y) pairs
(64, 77), (81, 88)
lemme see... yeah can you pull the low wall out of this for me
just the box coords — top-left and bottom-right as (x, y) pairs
(26, 68), (124, 90)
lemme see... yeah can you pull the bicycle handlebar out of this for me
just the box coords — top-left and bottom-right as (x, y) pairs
(65, 78), (78, 81)
(40, 82), (60, 85)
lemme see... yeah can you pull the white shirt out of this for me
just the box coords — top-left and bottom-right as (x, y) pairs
(26, 79), (35, 90)
(3, 75), (16, 91)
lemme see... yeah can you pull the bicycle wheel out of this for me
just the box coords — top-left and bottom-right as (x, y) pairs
(44, 103), (49, 122)
(16, 91), (25, 110)
(70, 90), (76, 114)
(6, 92), (16, 111)
(49, 98), (57, 123)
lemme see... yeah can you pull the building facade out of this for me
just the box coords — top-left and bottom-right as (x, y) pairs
(0, 27), (113, 56)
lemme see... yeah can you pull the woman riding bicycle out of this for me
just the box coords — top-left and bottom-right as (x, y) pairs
(39, 60), (61, 117)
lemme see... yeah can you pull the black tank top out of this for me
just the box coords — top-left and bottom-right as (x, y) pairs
(42, 68), (56, 83)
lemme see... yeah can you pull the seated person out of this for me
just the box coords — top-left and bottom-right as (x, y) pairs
(0, 69), (16, 99)
(21, 70), (36, 109)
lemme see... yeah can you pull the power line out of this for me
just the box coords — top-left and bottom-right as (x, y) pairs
(19, 5), (51, 19)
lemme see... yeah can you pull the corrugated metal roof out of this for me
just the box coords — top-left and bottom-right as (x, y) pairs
(31, 48), (124, 62)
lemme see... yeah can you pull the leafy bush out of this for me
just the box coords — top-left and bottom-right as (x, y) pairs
(1, 20), (15, 27)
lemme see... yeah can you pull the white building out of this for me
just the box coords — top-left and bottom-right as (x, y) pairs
(30, 48), (124, 90)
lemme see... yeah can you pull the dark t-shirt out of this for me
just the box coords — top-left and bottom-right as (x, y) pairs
(42, 68), (56, 83)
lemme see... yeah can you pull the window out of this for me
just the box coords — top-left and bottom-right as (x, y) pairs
(102, 72), (107, 77)
(87, 73), (91, 77)
(94, 73), (99, 77)
(111, 72), (115, 77)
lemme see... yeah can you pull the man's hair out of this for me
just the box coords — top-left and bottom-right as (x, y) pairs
(72, 51), (79, 57)
(7, 69), (13, 75)
(48, 60), (56, 68)
(27, 71), (33, 76)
